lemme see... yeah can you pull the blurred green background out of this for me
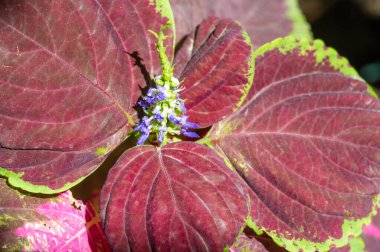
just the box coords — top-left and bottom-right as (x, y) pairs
(300, 0), (380, 90)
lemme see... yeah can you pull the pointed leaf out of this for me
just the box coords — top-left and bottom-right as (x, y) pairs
(100, 142), (252, 251)
(0, 179), (110, 251)
(207, 37), (380, 251)
(171, 0), (311, 47)
(0, 0), (173, 193)
(174, 18), (254, 127)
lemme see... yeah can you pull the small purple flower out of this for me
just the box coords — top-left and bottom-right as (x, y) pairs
(153, 112), (164, 122)
(137, 133), (150, 145)
(154, 92), (166, 102)
(181, 127), (200, 138)
(168, 114), (181, 125)
(134, 116), (151, 132)
(184, 121), (200, 129)
(147, 87), (154, 96)
(158, 126), (167, 143)
(156, 85), (167, 93)
(177, 100), (186, 113)
(146, 95), (156, 104)
(180, 115), (189, 125)
(138, 100), (150, 110)
(135, 116), (152, 145)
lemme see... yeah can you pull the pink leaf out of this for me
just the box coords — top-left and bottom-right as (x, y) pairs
(0, 179), (110, 251)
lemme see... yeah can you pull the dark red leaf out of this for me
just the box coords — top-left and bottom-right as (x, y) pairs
(170, 0), (311, 47)
(207, 37), (380, 250)
(0, 0), (173, 193)
(174, 18), (254, 127)
(0, 179), (110, 251)
(100, 142), (252, 251)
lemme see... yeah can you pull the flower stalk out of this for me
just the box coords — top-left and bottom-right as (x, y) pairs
(134, 23), (200, 146)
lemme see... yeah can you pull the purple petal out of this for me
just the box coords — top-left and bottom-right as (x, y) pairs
(138, 100), (150, 109)
(158, 126), (167, 143)
(147, 87), (154, 96)
(177, 100), (186, 113)
(142, 116), (151, 126)
(136, 133), (149, 145)
(145, 96), (155, 104)
(184, 121), (200, 129)
(154, 92), (166, 102)
(169, 114), (181, 125)
(181, 128), (200, 138)
(156, 85), (167, 93)
(180, 115), (189, 125)
(153, 113), (164, 122)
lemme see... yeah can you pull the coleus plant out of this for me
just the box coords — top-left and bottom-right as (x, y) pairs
(0, 0), (380, 251)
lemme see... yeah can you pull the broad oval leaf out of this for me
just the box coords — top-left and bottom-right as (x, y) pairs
(170, 0), (311, 47)
(174, 17), (254, 127)
(207, 37), (380, 251)
(0, 0), (174, 193)
(0, 179), (110, 251)
(100, 142), (252, 251)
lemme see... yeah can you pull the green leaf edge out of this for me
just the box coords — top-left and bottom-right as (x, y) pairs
(0, 166), (92, 194)
(347, 236), (365, 252)
(254, 36), (378, 98)
(244, 36), (380, 250)
(233, 26), (256, 112)
(151, 0), (176, 61)
(285, 0), (313, 40)
(246, 196), (379, 251)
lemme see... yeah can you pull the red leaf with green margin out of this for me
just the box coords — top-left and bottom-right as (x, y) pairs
(173, 17), (254, 127)
(205, 37), (380, 251)
(170, 0), (311, 48)
(100, 142), (252, 251)
(0, 0), (174, 193)
(0, 179), (110, 251)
